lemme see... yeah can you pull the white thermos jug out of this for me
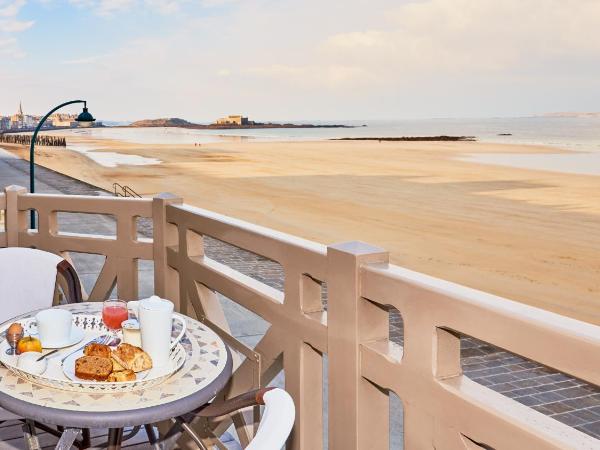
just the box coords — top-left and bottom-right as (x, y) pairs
(127, 296), (186, 367)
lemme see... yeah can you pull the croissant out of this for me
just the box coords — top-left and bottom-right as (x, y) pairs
(111, 343), (152, 373)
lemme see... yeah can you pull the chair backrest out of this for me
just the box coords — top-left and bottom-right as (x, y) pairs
(0, 247), (64, 323)
(246, 388), (295, 450)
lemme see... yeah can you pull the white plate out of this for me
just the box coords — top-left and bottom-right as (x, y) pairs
(41, 326), (85, 349)
(62, 347), (152, 382)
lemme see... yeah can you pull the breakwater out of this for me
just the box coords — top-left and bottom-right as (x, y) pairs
(0, 134), (66, 147)
(332, 136), (476, 142)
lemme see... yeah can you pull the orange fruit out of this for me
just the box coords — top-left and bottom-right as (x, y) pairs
(17, 336), (42, 354)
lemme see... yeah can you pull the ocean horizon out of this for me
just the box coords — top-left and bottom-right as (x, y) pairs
(50, 116), (599, 149)
(44, 116), (600, 175)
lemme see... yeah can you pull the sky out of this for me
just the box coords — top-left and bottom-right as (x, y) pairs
(0, 0), (599, 122)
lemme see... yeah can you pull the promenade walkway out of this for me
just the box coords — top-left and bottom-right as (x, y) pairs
(2, 149), (600, 447)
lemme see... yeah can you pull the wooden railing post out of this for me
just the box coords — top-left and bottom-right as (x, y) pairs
(5, 185), (27, 247)
(327, 241), (389, 450)
(152, 193), (183, 308)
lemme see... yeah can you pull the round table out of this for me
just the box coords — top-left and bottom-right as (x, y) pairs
(0, 302), (232, 448)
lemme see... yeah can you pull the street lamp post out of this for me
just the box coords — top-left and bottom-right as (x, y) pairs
(29, 100), (95, 228)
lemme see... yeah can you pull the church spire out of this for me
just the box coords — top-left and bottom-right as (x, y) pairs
(18, 101), (23, 116)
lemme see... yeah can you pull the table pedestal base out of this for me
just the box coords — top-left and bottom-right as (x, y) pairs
(107, 428), (124, 450)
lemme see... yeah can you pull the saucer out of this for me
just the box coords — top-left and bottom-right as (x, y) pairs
(41, 326), (85, 349)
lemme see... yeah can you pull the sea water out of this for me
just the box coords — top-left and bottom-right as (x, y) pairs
(49, 117), (600, 174)
(66, 142), (161, 167)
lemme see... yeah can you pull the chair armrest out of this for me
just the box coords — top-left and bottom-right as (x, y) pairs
(56, 260), (83, 304)
(196, 387), (276, 418)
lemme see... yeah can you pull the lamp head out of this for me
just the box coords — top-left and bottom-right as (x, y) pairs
(76, 106), (95, 128)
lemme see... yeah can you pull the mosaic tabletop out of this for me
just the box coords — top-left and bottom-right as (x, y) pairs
(0, 302), (230, 417)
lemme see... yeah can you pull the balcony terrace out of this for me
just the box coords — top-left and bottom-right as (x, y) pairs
(1, 152), (600, 449)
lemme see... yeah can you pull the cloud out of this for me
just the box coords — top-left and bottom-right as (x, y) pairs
(326, 31), (388, 50)
(61, 54), (109, 65)
(0, 0), (32, 58)
(244, 63), (372, 88)
(200, 0), (239, 6)
(144, 0), (183, 13)
(68, 0), (236, 17)
(69, 0), (188, 15)
(0, 0), (24, 17)
(322, 0), (600, 77)
(0, 36), (15, 49)
(69, 0), (135, 15)
(0, 18), (33, 32)
(4, 0), (600, 120)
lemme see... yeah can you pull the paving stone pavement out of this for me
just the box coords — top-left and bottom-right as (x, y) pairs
(1, 150), (599, 444)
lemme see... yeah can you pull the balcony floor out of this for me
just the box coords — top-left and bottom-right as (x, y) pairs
(0, 421), (150, 449)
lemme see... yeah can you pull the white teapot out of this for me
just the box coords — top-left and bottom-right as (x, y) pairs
(127, 296), (186, 367)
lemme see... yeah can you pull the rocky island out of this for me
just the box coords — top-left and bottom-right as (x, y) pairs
(128, 116), (354, 129)
(129, 118), (194, 127)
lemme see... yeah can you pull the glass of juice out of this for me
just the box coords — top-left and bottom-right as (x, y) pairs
(102, 300), (129, 345)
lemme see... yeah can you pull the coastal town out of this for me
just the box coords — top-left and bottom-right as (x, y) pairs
(0, 102), (86, 131)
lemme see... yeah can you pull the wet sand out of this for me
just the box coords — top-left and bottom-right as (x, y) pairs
(4, 136), (600, 325)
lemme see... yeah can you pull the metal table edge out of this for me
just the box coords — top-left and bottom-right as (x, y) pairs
(0, 345), (233, 429)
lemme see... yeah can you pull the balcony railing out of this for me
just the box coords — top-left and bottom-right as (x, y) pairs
(1, 184), (600, 449)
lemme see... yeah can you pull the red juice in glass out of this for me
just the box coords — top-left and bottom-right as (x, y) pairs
(102, 300), (129, 331)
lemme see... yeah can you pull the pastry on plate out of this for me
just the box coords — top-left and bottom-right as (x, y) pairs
(107, 369), (136, 382)
(111, 357), (126, 372)
(75, 356), (112, 381)
(84, 343), (111, 359)
(111, 343), (152, 373)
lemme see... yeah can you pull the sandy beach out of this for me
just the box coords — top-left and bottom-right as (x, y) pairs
(3, 135), (600, 325)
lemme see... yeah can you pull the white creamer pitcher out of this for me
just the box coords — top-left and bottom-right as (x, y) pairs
(127, 296), (186, 367)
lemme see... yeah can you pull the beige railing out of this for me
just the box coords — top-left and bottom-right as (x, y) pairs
(2, 185), (600, 450)
(163, 202), (328, 449)
(0, 191), (6, 248)
(2, 185), (155, 301)
(359, 263), (600, 450)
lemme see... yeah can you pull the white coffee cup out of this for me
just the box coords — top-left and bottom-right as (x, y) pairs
(127, 296), (186, 367)
(35, 309), (72, 346)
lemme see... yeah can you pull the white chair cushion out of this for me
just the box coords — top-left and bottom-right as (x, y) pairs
(0, 247), (63, 323)
(246, 389), (295, 450)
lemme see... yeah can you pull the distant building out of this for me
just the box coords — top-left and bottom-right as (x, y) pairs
(9, 102), (36, 129)
(9, 102), (25, 129)
(214, 115), (250, 125)
(49, 113), (78, 128)
(0, 116), (9, 130)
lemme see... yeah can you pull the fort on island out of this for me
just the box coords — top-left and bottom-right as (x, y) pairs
(214, 115), (253, 126)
